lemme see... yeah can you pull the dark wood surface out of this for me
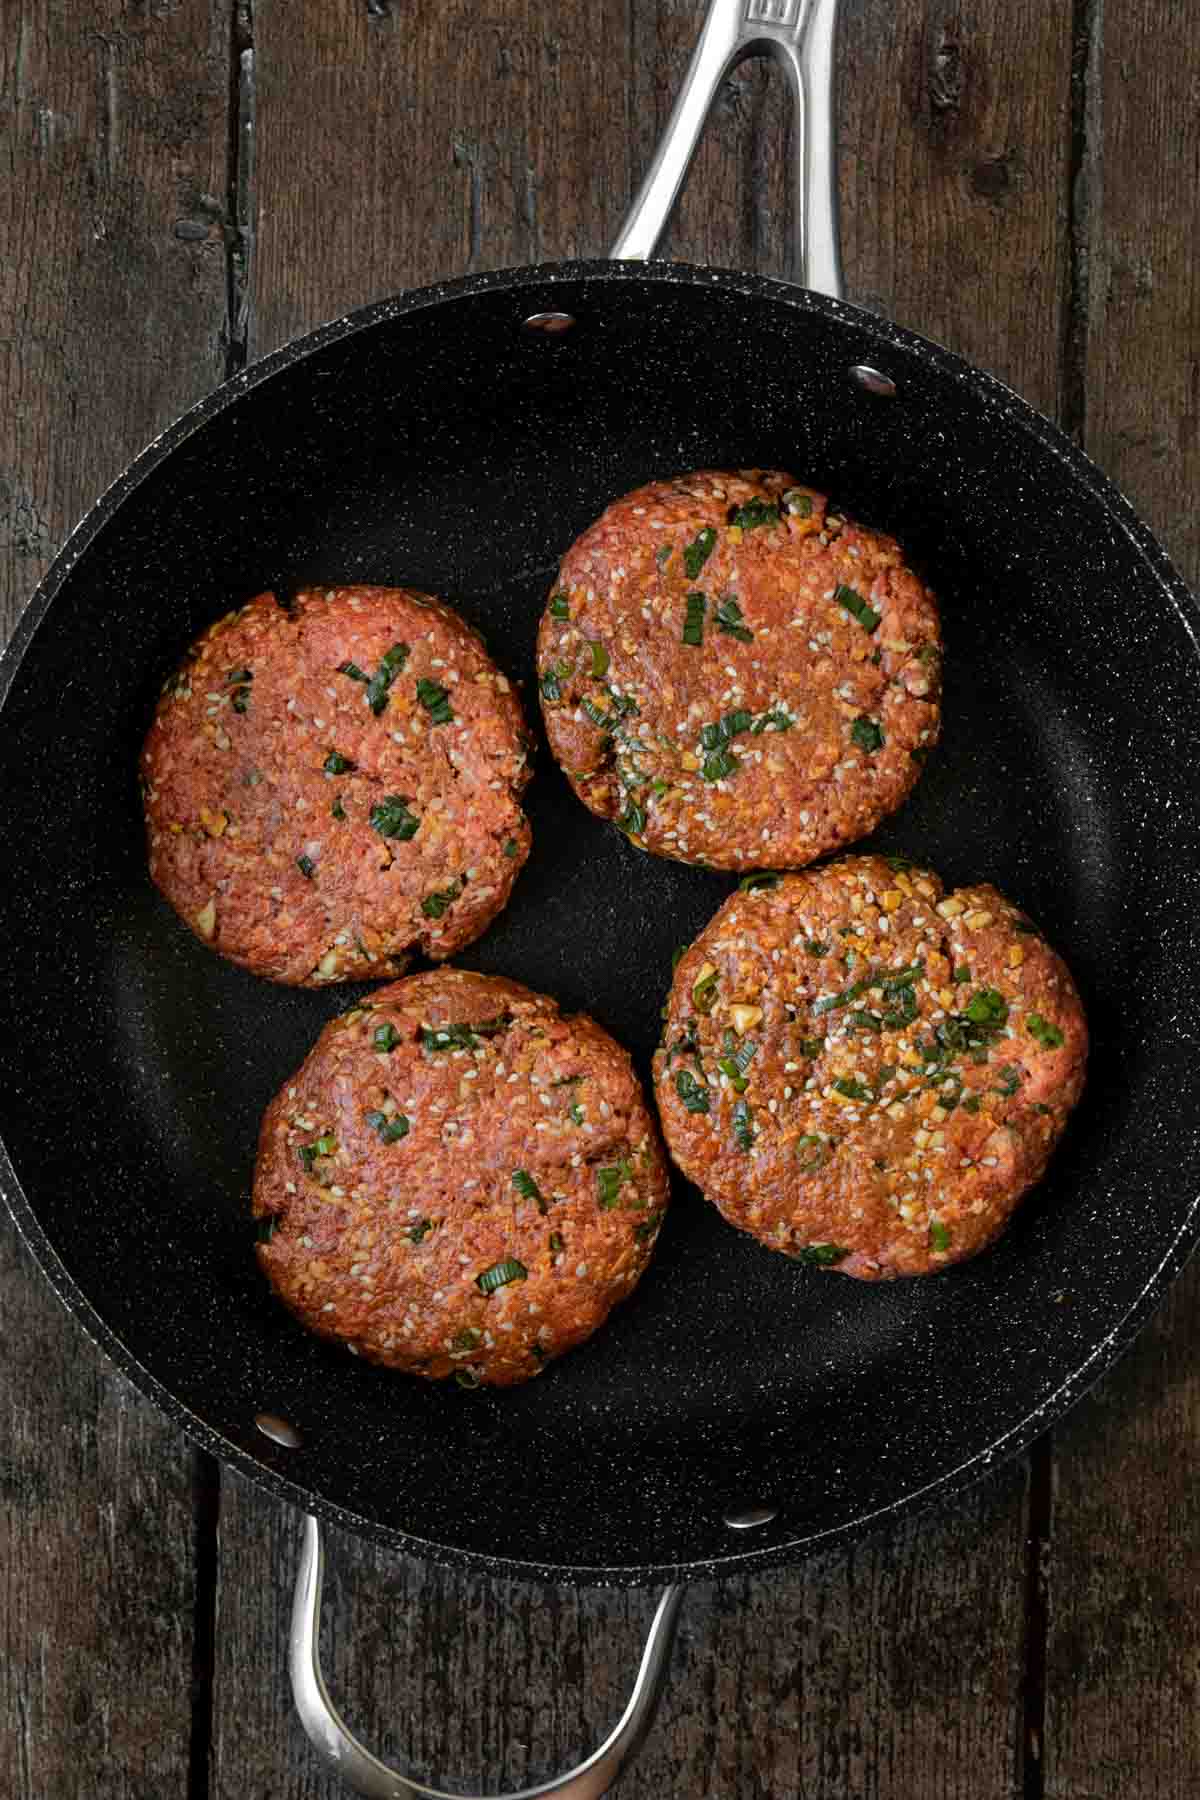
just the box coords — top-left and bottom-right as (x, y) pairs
(2, 2), (1198, 1795)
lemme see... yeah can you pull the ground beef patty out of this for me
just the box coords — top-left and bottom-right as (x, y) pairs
(254, 970), (670, 1385)
(537, 471), (941, 870)
(141, 586), (532, 984)
(654, 855), (1086, 1278)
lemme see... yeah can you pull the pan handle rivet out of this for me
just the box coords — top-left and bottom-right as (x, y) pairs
(256, 1412), (303, 1449)
(848, 364), (898, 399)
(723, 1504), (778, 1531)
(524, 311), (576, 335)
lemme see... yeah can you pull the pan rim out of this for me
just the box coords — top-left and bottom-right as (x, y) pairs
(2, 255), (1199, 1585)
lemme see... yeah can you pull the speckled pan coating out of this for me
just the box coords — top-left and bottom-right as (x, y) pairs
(655, 855), (1087, 1277)
(537, 471), (941, 870)
(254, 969), (670, 1386)
(141, 586), (532, 984)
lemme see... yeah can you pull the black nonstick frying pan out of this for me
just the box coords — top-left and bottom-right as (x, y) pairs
(4, 0), (1200, 1793)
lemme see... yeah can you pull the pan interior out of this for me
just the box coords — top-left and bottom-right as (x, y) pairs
(2, 267), (1199, 1581)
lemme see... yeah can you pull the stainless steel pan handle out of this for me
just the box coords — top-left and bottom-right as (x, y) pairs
(611, 0), (843, 297)
(291, 1515), (685, 1799)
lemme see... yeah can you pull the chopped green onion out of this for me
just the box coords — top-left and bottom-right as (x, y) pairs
(655, 544), (672, 568)
(806, 940), (830, 957)
(323, 749), (355, 775)
(834, 584), (881, 633)
(675, 1069), (710, 1113)
(850, 716), (885, 753)
(702, 746), (738, 782)
(700, 710), (752, 749)
(256, 1215), (276, 1243)
(503, 838), (519, 857)
(692, 969), (719, 1013)
(373, 1022), (401, 1052)
(993, 1065), (1021, 1098)
(331, 796), (347, 820)
(296, 854), (316, 879)
(569, 1103), (584, 1125)
(727, 497), (779, 531)
(597, 1164), (630, 1207)
(416, 677), (454, 725)
(682, 590), (707, 646)
(750, 709), (791, 733)
(455, 1368), (482, 1389)
(881, 986), (918, 1029)
(549, 1231), (565, 1252)
(930, 1221), (951, 1253)
(731, 1099), (754, 1151)
(451, 1327), (481, 1352)
(420, 1014), (510, 1054)
(634, 1217), (659, 1243)
(540, 668), (562, 703)
(408, 1218), (433, 1243)
(365, 1110), (410, 1143)
(1027, 1012), (1064, 1049)
(512, 1169), (548, 1213)
(365, 642), (410, 715)
(833, 1077), (872, 1101)
(739, 872), (780, 892)
(846, 1009), (883, 1033)
(962, 1095), (982, 1115)
(782, 488), (813, 517)
(549, 592), (570, 619)
(617, 795), (647, 837)
(714, 594), (753, 642)
(953, 965), (971, 984)
(966, 989), (1009, 1027)
(799, 1037), (824, 1057)
(588, 641), (610, 678)
(230, 684), (252, 714)
(476, 1257), (527, 1295)
(883, 853), (914, 871)
(369, 795), (420, 840)
(338, 661), (369, 682)
(683, 526), (716, 579)
(795, 1242), (848, 1265)
(421, 881), (461, 919)
(795, 1135), (831, 1173)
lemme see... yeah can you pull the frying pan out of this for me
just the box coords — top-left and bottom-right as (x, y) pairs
(3, 0), (1200, 1792)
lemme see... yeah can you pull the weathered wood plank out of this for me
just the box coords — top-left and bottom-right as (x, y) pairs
(212, 3), (1075, 1795)
(0, 0), (230, 640)
(841, 0), (1074, 418)
(1042, 7), (1200, 1795)
(0, 2), (231, 1794)
(0, 1216), (198, 1800)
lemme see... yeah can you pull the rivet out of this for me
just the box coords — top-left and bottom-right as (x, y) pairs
(723, 1504), (778, 1531)
(848, 364), (898, 398)
(255, 1411), (303, 1449)
(524, 311), (576, 336)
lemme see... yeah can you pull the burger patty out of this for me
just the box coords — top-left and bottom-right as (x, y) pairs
(141, 586), (532, 985)
(537, 471), (941, 870)
(653, 855), (1087, 1278)
(253, 970), (671, 1385)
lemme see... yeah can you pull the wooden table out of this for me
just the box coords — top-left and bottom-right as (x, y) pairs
(2, 3), (1198, 1795)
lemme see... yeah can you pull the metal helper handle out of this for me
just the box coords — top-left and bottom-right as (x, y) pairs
(611, 0), (843, 298)
(291, 1515), (686, 1800)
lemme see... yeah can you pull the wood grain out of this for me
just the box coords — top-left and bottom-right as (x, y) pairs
(0, 1216), (198, 1800)
(0, 0), (230, 639)
(0, 1), (230, 1794)
(840, 0), (1074, 417)
(1041, 4), (1200, 1795)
